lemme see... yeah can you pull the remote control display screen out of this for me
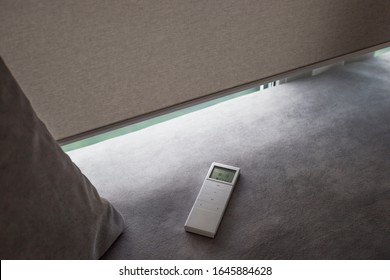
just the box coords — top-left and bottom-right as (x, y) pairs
(209, 166), (236, 183)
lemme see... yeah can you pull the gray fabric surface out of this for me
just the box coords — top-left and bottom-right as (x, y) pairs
(0, 57), (124, 259)
(1, 1), (390, 140)
(68, 54), (390, 259)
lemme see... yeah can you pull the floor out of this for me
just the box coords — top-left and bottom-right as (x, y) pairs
(68, 53), (390, 259)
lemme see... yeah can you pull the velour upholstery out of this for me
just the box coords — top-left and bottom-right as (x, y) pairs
(0, 57), (124, 259)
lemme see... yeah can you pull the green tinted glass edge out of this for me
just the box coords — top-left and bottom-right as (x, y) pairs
(61, 87), (259, 152)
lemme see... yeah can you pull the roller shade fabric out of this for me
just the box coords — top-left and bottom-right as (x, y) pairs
(1, 0), (390, 141)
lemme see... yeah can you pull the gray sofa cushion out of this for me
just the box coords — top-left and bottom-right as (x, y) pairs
(0, 57), (124, 259)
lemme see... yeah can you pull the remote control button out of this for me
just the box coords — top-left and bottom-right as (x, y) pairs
(204, 180), (233, 192)
(195, 200), (222, 213)
(198, 190), (229, 205)
(200, 186), (229, 198)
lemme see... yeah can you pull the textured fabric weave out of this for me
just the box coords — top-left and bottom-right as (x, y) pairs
(1, 0), (389, 140)
(0, 57), (124, 259)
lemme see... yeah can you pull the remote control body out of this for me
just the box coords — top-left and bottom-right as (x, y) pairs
(184, 162), (240, 238)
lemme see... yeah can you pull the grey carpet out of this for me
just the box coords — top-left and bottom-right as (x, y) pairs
(67, 54), (390, 259)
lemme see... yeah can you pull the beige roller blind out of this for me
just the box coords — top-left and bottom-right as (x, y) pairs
(1, 0), (390, 142)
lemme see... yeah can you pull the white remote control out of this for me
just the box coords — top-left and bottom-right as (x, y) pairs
(184, 162), (240, 238)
